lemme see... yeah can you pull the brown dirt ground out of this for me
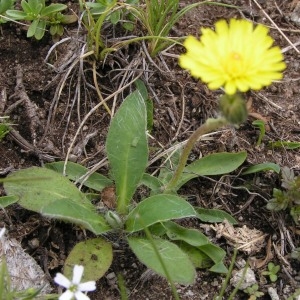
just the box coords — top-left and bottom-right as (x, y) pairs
(0, 0), (300, 299)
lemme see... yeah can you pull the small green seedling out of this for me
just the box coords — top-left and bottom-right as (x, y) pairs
(252, 120), (265, 146)
(262, 262), (280, 282)
(244, 284), (264, 300)
(0, 117), (11, 141)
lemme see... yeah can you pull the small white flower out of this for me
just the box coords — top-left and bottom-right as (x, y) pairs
(0, 227), (6, 240)
(54, 265), (96, 300)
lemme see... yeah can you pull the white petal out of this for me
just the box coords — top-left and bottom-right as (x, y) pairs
(78, 281), (96, 292)
(74, 291), (90, 300)
(59, 290), (74, 300)
(72, 265), (84, 285)
(0, 227), (6, 239)
(54, 273), (71, 288)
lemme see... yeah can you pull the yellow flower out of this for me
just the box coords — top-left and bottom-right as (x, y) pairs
(179, 19), (286, 95)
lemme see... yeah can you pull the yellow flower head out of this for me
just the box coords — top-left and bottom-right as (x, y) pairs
(179, 19), (286, 95)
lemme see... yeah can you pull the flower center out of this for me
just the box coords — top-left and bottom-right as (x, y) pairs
(69, 284), (79, 293)
(226, 51), (243, 77)
(231, 52), (241, 60)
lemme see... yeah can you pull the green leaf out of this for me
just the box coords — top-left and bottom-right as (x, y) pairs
(0, 0), (15, 15)
(49, 24), (58, 35)
(21, 0), (31, 13)
(59, 14), (77, 24)
(128, 237), (196, 285)
(134, 79), (147, 100)
(125, 194), (197, 232)
(3, 167), (111, 234)
(164, 221), (210, 246)
(41, 3), (66, 16)
(177, 151), (247, 189)
(134, 79), (153, 132)
(56, 24), (64, 36)
(165, 222), (228, 273)
(270, 274), (278, 282)
(158, 146), (182, 185)
(290, 206), (300, 225)
(252, 120), (266, 146)
(122, 21), (134, 31)
(267, 188), (289, 211)
(106, 90), (148, 214)
(27, 19), (39, 37)
(140, 173), (164, 193)
(0, 195), (19, 208)
(41, 198), (110, 235)
(34, 19), (46, 40)
(109, 9), (120, 24)
(198, 244), (228, 273)
(45, 161), (113, 191)
(177, 241), (213, 269)
(196, 208), (237, 224)
(269, 141), (300, 150)
(242, 162), (280, 175)
(0, 124), (10, 140)
(148, 223), (167, 236)
(64, 238), (113, 281)
(5, 10), (27, 20)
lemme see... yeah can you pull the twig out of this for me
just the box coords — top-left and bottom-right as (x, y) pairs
(8, 129), (55, 162)
(10, 65), (41, 146)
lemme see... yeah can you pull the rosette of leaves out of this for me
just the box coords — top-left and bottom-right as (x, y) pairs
(267, 166), (300, 224)
(6, 0), (77, 40)
(83, 0), (138, 31)
(262, 262), (280, 282)
(0, 81), (248, 287)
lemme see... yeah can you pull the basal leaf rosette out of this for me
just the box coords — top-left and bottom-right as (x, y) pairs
(179, 19), (286, 95)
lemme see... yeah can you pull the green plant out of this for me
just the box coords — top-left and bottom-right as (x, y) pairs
(0, 16), (286, 296)
(244, 284), (264, 299)
(6, 0), (77, 40)
(269, 140), (300, 149)
(84, 0), (138, 31)
(267, 166), (300, 224)
(0, 0), (15, 24)
(252, 120), (266, 146)
(0, 116), (10, 140)
(129, 0), (236, 57)
(262, 262), (280, 282)
(0, 82), (244, 287)
(79, 0), (235, 61)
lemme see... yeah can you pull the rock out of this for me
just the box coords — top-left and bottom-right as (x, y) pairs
(230, 267), (257, 290)
(0, 234), (52, 294)
(268, 287), (280, 300)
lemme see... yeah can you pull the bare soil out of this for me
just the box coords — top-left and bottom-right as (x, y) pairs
(0, 0), (300, 299)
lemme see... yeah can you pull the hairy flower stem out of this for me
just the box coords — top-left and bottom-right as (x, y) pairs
(164, 117), (228, 193)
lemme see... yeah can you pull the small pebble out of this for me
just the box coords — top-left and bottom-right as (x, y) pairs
(268, 287), (280, 300)
(106, 272), (116, 280)
(230, 267), (257, 290)
(28, 238), (39, 249)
